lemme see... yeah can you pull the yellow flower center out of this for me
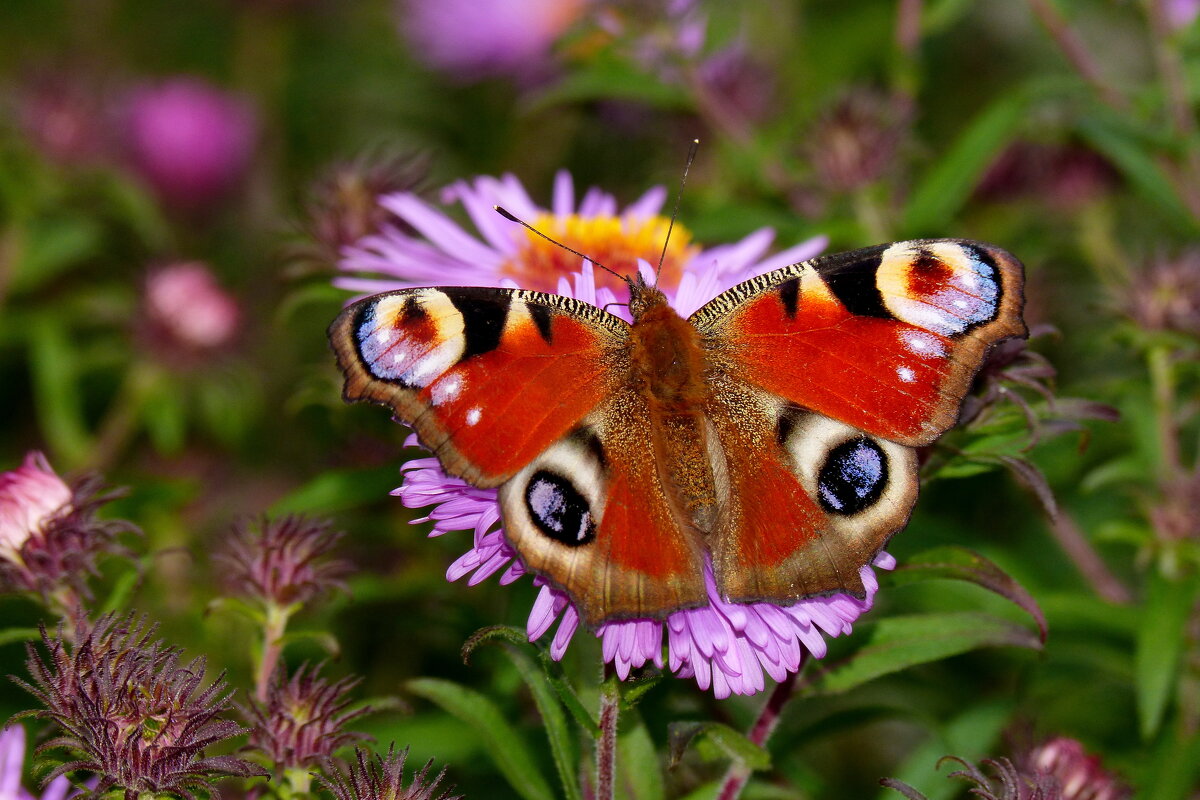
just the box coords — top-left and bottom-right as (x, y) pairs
(502, 213), (700, 295)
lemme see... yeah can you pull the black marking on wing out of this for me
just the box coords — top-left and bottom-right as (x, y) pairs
(779, 277), (800, 318)
(450, 292), (511, 360)
(528, 302), (554, 344)
(776, 405), (802, 447)
(821, 253), (891, 319)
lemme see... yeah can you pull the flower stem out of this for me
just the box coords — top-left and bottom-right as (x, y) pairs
(1148, 344), (1182, 481)
(716, 668), (800, 800)
(595, 677), (620, 800)
(256, 601), (291, 702)
(1025, 0), (1130, 111)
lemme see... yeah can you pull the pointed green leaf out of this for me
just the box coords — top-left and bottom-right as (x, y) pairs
(269, 466), (402, 515)
(464, 626), (582, 800)
(0, 628), (42, 647)
(1135, 573), (1199, 739)
(809, 612), (1042, 695)
(27, 315), (93, 466)
(407, 677), (555, 800)
(891, 547), (1047, 641)
(617, 714), (664, 800)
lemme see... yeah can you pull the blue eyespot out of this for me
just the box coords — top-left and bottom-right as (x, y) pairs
(525, 470), (595, 546)
(817, 437), (888, 515)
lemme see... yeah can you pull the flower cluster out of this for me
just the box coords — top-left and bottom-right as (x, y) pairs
(14, 614), (265, 800)
(0, 453), (136, 607)
(242, 663), (370, 772)
(338, 171), (888, 697)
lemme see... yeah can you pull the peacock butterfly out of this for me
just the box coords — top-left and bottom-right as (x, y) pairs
(329, 239), (1025, 626)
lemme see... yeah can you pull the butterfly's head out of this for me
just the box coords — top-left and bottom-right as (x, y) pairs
(626, 271), (671, 321)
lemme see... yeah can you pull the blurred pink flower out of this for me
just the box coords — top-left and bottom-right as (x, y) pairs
(397, 0), (589, 81)
(14, 70), (113, 167)
(123, 78), (257, 212)
(143, 262), (241, 354)
(1163, 0), (1200, 30)
(1027, 738), (1131, 800)
(0, 453), (72, 572)
(0, 725), (75, 800)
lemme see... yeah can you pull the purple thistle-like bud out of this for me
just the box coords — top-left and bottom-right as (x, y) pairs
(13, 614), (266, 800)
(883, 737), (1130, 800)
(808, 88), (911, 193)
(242, 663), (370, 771)
(213, 515), (351, 611)
(0, 452), (138, 604)
(300, 152), (429, 266)
(318, 745), (460, 800)
(1125, 251), (1200, 336)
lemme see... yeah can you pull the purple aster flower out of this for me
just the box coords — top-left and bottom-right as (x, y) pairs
(122, 78), (257, 214)
(339, 169), (826, 308)
(396, 0), (589, 82)
(337, 171), (888, 697)
(318, 744), (460, 800)
(0, 725), (75, 800)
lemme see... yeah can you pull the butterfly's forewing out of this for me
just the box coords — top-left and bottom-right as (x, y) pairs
(694, 240), (1025, 602)
(329, 287), (629, 487)
(692, 240), (1026, 447)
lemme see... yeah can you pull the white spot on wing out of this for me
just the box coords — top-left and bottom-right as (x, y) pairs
(899, 330), (946, 358)
(430, 373), (463, 406)
(897, 366), (916, 383)
(465, 407), (482, 426)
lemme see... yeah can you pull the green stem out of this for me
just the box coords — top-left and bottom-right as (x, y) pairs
(82, 362), (160, 473)
(256, 602), (292, 702)
(1148, 344), (1182, 482)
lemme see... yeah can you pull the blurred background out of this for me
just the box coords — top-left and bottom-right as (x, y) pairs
(1, 0), (1198, 798)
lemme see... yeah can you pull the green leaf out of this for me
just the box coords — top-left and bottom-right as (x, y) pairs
(278, 629), (342, 657)
(11, 215), (104, 293)
(268, 466), (402, 515)
(901, 90), (1030, 233)
(668, 722), (771, 771)
(464, 626), (582, 800)
(526, 58), (692, 112)
(99, 569), (142, 617)
(1135, 573), (1199, 739)
(892, 546), (1047, 641)
(617, 714), (664, 800)
(1077, 113), (1198, 234)
(406, 678), (555, 800)
(1142, 730), (1200, 800)
(27, 315), (93, 466)
(0, 627), (42, 647)
(810, 612), (1042, 695)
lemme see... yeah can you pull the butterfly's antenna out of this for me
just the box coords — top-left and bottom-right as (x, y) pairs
(494, 206), (627, 284)
(654, 138), (700, 288)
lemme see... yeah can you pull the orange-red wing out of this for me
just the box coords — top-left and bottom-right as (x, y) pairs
(691, 240), (1025, 447)
(329, 287), (628, 487)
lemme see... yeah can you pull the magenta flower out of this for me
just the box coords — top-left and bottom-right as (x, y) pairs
(0, 725), (75, 800)
(0, 453), (73, 566)
(396, 0), (588, 82)
(123, 78), (257, 213)
(337, 171), (888, 697)
(142, 263), (241, 357)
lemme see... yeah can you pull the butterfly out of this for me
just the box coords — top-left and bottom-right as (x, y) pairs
(329, 239), (1025, 627)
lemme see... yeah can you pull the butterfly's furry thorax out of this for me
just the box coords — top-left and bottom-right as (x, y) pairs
(627, 281), (709, 412)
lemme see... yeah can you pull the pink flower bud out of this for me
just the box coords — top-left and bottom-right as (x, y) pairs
(124, 78), (257, 212)
(0, 453), (72, 564)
